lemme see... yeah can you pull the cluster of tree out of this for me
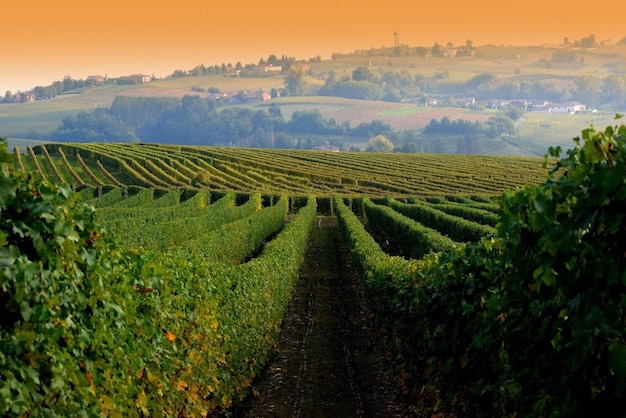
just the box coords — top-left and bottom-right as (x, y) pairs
(423, 114), (515, 138)
(1, 74), (154, 103)
(424, 117), (484, 135)
(416, 71), (626, 109)
(533, 50), (586, 70)
(563, 33), (597, 47)
(331, 39), (476, 60)
(2, 75), (83, 102)
(48, 95), (521, 154)
(318, 66), (426, 102)
(303, 64), (626, 109)
(173, 54), (304, 79)
(49, 95), (394, 150)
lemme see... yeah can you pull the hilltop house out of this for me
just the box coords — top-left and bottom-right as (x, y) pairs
(133, 74), (152, 83)
(87, 75), (105, 84)
(259, 65), (282, 73)
(11, 91), (35, 103)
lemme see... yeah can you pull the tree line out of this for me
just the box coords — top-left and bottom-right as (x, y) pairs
(1, 54), (304, 103)
(47, 95), (520, 153)
(297, 65), (626, 109)
(49, 96), (395, 150)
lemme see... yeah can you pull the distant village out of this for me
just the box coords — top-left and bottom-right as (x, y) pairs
(400, 96), (590, 114)
(2, 73), (153, 103)
(3, 67), (591, 116)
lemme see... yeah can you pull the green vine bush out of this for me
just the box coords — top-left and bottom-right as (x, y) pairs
(1, 138), (140, 415)
(490, 119), (626, 416)
(337, 119), (626, 417)
(0, 137), (317, 416)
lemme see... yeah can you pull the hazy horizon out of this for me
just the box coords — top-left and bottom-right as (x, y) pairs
(3, 0), (625, 94)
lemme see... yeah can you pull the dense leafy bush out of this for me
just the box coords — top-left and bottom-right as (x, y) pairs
(360, 197), (456, 258)
(0, 142), (140, 415)
(489, 121), (626, 416)
(0, 137), (317, 416)
(385, 197), (495, 242)
(338, 120), (626, 416)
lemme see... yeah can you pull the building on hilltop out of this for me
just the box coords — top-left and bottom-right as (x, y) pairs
(259, 65), (282, 73)
(87, 75), (105, 84)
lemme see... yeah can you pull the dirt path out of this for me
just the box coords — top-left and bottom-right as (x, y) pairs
(240, 216), (410, 417)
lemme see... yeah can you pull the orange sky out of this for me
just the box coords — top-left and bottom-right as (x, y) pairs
(2, 0), (625, 93)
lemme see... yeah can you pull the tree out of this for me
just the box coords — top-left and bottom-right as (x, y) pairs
(466, 72), (496, 90)
(352, 66), (373, 82)
(431, 42), (443, 57)
(284, 66), (306, 96)
(268, 103), (283, 121)
(365, 135), (394, 152)
(601, 75), (626, 106)
(574, 75), (601, 107)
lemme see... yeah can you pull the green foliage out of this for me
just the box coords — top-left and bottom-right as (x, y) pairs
(490, 120), (626, 416)
(361, 197), (456, 259)
(338, 120), (626, 416)
(428, 201), (499, 226)
(0, 137), (12, 166)
(0, 154), (318, 416)
(385, 197), (495, 242)
(101, 193), (261, 251)
(0, 170), (138, 415)
(27, 142), (547, 198)
(365, 135), (395, 152)
(173, 195), (288, 264)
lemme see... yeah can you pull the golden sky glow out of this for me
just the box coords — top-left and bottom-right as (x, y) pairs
(2, 0), (625, 92)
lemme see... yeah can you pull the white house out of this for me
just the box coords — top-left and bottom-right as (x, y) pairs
(547, 101), (586, 113)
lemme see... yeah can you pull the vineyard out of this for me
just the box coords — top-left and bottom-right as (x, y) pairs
(2, 124), (626, 417)
(13, 142), (548, 197)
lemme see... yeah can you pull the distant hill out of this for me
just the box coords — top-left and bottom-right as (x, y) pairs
(2, 44), (626, 156)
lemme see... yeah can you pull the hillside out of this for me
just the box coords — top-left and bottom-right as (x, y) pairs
(15, 142), (549, 198)
(2, 43), (626, 156)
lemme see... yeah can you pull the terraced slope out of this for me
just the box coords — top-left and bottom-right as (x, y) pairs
(17, 143), (549, 197)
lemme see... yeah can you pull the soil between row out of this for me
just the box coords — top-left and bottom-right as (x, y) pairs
(239, 216), (411, 417)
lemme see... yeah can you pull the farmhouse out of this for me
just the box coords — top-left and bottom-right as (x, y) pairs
(546, 101), (587, 113)
(87, 75), (105, 84)
(528, 100), (587, 113)
(118, 74), (152, 84)
(12, 91), (35, 103)
(135, 74), (152, 83)
(259, 65), (282, 73)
